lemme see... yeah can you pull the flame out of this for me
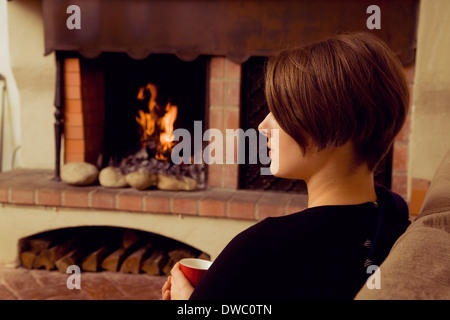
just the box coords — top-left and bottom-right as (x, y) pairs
(135, 83), (178, 161)
(156, 102), (178, 161)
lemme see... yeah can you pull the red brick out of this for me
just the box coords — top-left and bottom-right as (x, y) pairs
(199, 200), (226, 217)
(257, 204), (285, 220)
(172, 198), (198, 215)
(224, 108), (240, 130)
(65, 99), (83, 113)
(209, 108), (224, 131)
(391, 174), (407, 200)
(225, 59), (241, 79)
(64, 72), (81, 86)
(10, 188), (35, 205)
(117, 192), (143, 212)
(172, 192), (206, 215)
(37, 189), (62, 206)
(395, 115), (410, 142)
(65, 113), (83, 126)
(210, 80), (224, 106)
(223, 164), (239, 189)
(64, 153), (85, 163)
(393, 143), (408, 172)
(64, 126), (84, 140)
(207, 164), (223, 188)
(65, 139), (85, 153)
(64, 58), (80, 72)
(228, 201), (255, 220)
(224, 80), (240, 107)
(256, 193), (291, 220)
(199, 191), (233, 217)
(144, 191), (172, 213)
(210, 56), (225, 78)
(90, 190), (116, 209)
(62, 190), (89, 208)
(65, 86), (82, 100)
(228, 191), (262, 220)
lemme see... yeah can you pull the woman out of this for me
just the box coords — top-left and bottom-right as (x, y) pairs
(162, 32), (410, 300)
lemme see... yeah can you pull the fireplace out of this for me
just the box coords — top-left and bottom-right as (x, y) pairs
(61, 52), (208, 190)
(0, 0), (419, 268)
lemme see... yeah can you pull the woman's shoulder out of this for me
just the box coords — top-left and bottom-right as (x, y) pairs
(234, 203), (377, 245)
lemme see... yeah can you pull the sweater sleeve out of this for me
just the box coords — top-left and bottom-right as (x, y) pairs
(189, 219), (272, 300)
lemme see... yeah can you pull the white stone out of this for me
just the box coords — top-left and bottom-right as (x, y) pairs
(98, 166), (128, 188)
(61, 162), (99, 186)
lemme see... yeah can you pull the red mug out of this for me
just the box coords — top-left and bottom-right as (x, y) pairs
(179, 258), (212, 287)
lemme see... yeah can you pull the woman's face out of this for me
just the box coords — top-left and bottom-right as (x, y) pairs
(258, 112), (309, 180)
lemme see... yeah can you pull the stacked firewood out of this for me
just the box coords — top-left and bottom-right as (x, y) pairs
(19, 228), (209, 275)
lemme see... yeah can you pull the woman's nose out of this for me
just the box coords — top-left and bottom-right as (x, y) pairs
(258, 113), (272, 136)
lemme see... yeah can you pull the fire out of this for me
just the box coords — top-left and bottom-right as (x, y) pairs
(136, 83), (178, 161)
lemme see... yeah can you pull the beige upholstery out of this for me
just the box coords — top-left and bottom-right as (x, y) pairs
(355, 150), (450, 299)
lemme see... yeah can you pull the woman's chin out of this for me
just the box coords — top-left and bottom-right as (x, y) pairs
(269, 162), (280, 176)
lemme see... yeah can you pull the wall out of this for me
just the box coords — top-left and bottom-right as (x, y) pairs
(7, 0), (55, 169)
(0, 0), (21, 172)
(409, 0), (450, 188)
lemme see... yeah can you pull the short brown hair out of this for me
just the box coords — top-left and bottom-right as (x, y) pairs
(265, 32), (409, 170)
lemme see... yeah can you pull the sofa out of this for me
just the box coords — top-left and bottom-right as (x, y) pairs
(355, 149), (450, 299)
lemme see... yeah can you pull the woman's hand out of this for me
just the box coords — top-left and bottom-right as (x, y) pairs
(161, 262), (195, 300)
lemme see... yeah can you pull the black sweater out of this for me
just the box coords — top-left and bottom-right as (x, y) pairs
(190, 186), (409, 300)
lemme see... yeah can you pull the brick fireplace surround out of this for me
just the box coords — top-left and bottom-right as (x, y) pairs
(0, 54), (414, 267)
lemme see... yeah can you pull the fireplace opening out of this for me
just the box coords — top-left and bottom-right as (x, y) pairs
(64, 53), (208, 190)
(101, 53), (207, 168)
(18, 226), (209, 275)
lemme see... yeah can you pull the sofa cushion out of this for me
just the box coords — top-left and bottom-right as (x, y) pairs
(354, 213), (450, 299)
(355, 149), (450, 299)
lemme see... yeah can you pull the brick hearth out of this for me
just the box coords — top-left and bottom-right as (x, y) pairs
(0, 169), (308, 221)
